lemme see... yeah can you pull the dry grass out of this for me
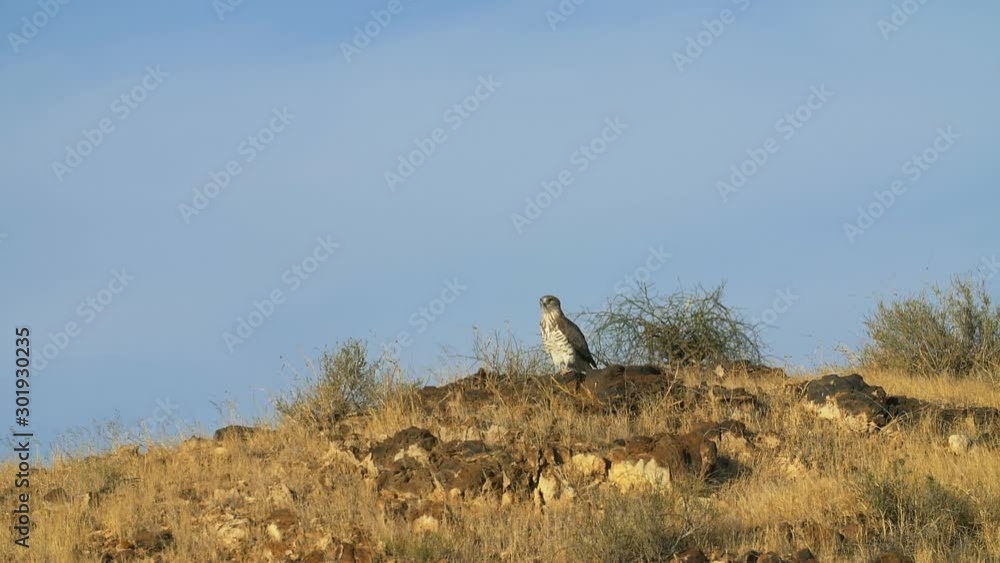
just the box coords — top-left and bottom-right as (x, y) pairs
(861, 367), (1000, 408)
(1, 361), (998, 562)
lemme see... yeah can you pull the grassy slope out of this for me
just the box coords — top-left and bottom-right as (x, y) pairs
(1, 368), (998, 562)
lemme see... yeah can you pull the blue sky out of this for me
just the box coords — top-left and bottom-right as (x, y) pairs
(2, 0), (998, 453)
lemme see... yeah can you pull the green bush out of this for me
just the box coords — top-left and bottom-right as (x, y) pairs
(861, 275), (1000, 378)
(276, 338), (400, 428)
(583, 282), (764, 367)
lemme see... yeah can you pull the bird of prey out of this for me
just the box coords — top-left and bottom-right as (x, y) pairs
(539, 295), (597, 373)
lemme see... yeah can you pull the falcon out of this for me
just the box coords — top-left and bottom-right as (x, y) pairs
(539, 295), (597, 373)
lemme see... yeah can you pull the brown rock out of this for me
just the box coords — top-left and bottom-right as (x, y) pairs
(888, 396), (1000, 428)
(797, 373), (1000, 434)
(265, 541), (292, 560)
(948, 433), (973, 454)
(534, 468), (576, 507)
(695, 420), (755, 460)
(267, 483), (297, 506)
(573, 364), (676, 410)
(709, 385), (759, 408)
(431, 440), (526, 500)
(76, 526), (175, 561)
(569, 450), (610, 480)
(607, 431), (717, 490)
(672, 547), (709, 562)
(43, 487), (71, 504)
(302, 550), (327, 563)
(413, 369), (537, 416)
(406, 500), (448, 533)
(369, 427), (438, 466)
(332, 541), (375, 563)
(264, 508), (299, 542)
(213, 424), (261, 441)
(376, 456), (436, 500)
(371, 433), (531, 503)
(837, 522), (864, 543)
(706, 549), (739, 563)
(214, 516), (249, 550)
(799, 373), (890, 432)
(875, 551), (915, 563)
(132, 527), (174, 554)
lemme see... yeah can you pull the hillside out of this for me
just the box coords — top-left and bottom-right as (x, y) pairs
(2, 364), (999, 562)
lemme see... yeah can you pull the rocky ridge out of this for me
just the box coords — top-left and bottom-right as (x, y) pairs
(34, 366), (1000, 562)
